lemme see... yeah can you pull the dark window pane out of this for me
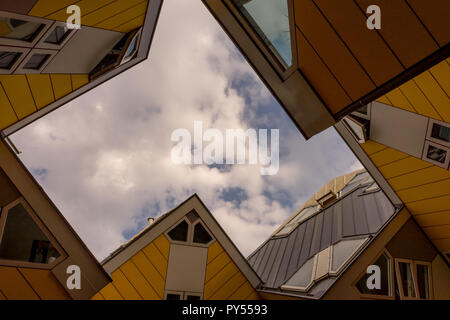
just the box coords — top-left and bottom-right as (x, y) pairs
(168, 220), (188, 242)
(426, 145), (447, 164)
(166, 293), (181, 300)
(416, 264), (430, 299)
(356, 253), (391, 296)
(0, 52), (20, 69)
(233, 0), (292, 68)
(398, 262), (416, 298)
(24, 53), (50, 70)
(193, 223), (212, 244)
(431, 123), (450, 143)
(186, 295), (201, 300)
(0, 203), (60, 264)
(0, 17), (43, 42)
(44, 26), (70, 45)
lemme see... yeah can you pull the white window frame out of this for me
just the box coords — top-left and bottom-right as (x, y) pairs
(351, 104), (372, 120)
(413, 260), (433, 300)
(422, 140), (450, 169)
(0, 11), (52, 47)
(164, 290), (203, 300)
(426, 118), (450, 148)
(165, 215), (215, 248)
(394, 258), (419, 300)
(120, 29), (141, 65)
(0, 45), (30, 74)
(14, 48), (56, 74)
(36, 21), (77, 50)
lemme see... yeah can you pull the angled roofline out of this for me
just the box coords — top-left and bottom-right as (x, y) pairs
(0, 0), (164, 137)
(101, 193), (262, 288)
(0, 137), (111, 299)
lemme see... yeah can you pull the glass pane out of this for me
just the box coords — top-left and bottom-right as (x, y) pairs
(44, 26), (70, 45)
(340, 172), (373, 196)
(0, 52), (20, 69)
(426, 145), (447, 164)
(275, 222), (297, 236)
(124, 34), (138, 59)
(186, 295), (201, 300)
(291, 206), (318, 224)
(356, 253), (391, 296)
(398, 262), (416, 298)
(23, 53), (50, 70)
(416, 264), (430, 299)
(431, 123), (450, 143)
(166, 293), (181, 300)
(234, 0), (293, 68)
(168, 220), (188, 242)
(0, 17), (44, 42)
(0, 203), (60, 264)
(284, 256), (314, 288)
(331, 238), (367, 272)
(193, 223), (212, 244)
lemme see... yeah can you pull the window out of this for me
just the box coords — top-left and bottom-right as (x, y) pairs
(356, 251), (392, 297)
(275, 205), (319, 237)
(422, 141), (450, 169)
(343, 116), (367, 143)
(0, 51), (20, 69)
(394, 259), (432, 300)
(416, 263), (430, 299)
(396, 260), (416, 299)
(283, 256), (315, 291)
(233, 0), (293, 68)
(166, 212), (214, 246)
(165, 291), (202, 300)
(193, 222), (213, 244)
(44, 25), (71, 45)
(0, 199), (61, 266)
(23, 53), (50, 70)
(165, 292), (182, 300)
(340, 171), (373, 197)
(168, 220), (189, 242)
(351, 104), (371, 120)
(316, 191), (337, 208)
(427, 119), (450, 148)
(331, 238), (368, 273)
(0, 16), (44, 42)
(120, 30), (141, 65)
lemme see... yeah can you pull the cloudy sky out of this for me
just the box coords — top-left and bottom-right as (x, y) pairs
(11, 0), (362, 260)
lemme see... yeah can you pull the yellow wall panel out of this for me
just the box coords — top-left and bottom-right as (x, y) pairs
(81, 0), (144, 27)
(385, 88), (416, 113)
(110, 269), (142, 300)
(0, 75), (36, 119)
(0, 84), (18, 130)
(246, 291), (261, 300)
(131, 251), (165, 298)
(153, 234), (170, 260)
(388, 165), (450, 191)
(204, 262), (239, 299)
(360, 140), (387, 156)
(46, 0), (117, 22)
(229, 282), (257, 300)
(0, 290), (5, 300)
(98, 283), (123, 300)
(119, 260), (160, 300)
(376, 95), (392, 106)
(371, 148), (409, 167)
(209, 272), (247, 300)
(429, 61), (450, 96)
(423, 225), (450, 240)
(207, 241), (223, 264)
(19, 268), (70, 300)
(71, 74), (89, 91)
(0, 267), (39, 300)
(205, 251), (230, 282)
(379, 156), (432, 179)
(414, 71), (450, 123)
(90, 292), (105, 300)
(26, 74), (55, 109)
(50, 74), (72, 100)
(406, 195), (450, 215)
(29, 0), (77, 17)
(400, 80), (442, 120)
(414, 211), (450, 227)
(95, 2), (148, 30)
(141, 242), (167, 279)
(397, 179), (450, 203)
(114, 15), (145, 33)
(433, 239), (450, 252)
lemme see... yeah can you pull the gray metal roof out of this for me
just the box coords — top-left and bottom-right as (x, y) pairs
(248, 184), (396, 297)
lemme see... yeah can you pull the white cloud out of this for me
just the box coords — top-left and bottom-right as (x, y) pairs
(11, 0), (361, 259)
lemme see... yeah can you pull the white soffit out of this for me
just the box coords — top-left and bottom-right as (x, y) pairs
(370, 101), (428, 158)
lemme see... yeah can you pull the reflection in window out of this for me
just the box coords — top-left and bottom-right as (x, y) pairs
(193, 223), (212, 244)
(356, 252), (391, 296)
(166, 293), (181, 300)
(340, 171), (373, 196)
(431, 123), (450, 143)
(0, 52), (20, 69)
(234, 0), (293, 68)
(397, 261), (416, 298)
(284, 256), (314, 289)
(168, 220), (189, 242)
(23, 53), (50, 70)
(44, 26), (70, 45)
(416, 264), (430, 299)
(426, 145), (447, 164)
(0, 203), (60, 264)
(0, 17), (44, 42)
(331, 238), (367, 272)
(276, 206), (318, 236)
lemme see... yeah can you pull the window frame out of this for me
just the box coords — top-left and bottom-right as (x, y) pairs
(165, 215), (215, 248)
(413, 260), (433, 300)
(164, 290), (203, 300)
(0, 197), (66, 269)
(426, 118), (450, 148)
(351, 104), (372, 121)
(421, 140), (450, 169)
(281, 254), (317, 293)
(0, 45), (30, 74)
(226, 0), (298, 81)
(0, 11), (52, 47)
(394, 258), (419, 300)
(353, 249), (395, 300)
(36, 21), (77, 50)
(15, 48), (56, 74)
(329, 237), (370, 276)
